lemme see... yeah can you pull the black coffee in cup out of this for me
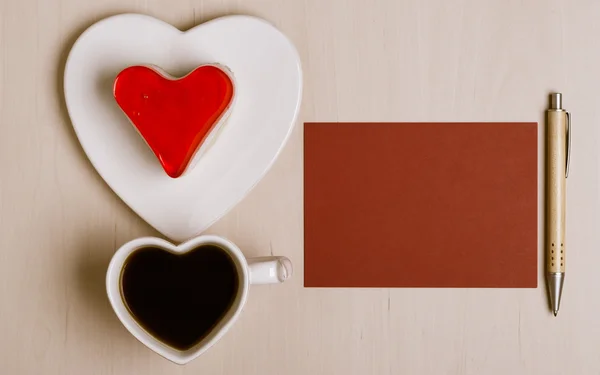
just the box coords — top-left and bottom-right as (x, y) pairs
(119, 244), (239, 351)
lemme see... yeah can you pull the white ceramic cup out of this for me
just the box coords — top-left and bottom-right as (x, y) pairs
(106, 234), (292, 364)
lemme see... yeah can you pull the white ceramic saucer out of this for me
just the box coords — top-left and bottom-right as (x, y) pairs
(64, 13), (302, 241)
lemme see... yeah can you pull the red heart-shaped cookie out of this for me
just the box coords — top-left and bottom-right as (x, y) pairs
(113, 64), (235, 178)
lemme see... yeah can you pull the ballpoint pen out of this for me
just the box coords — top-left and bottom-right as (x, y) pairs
(545, 92), (570, 317)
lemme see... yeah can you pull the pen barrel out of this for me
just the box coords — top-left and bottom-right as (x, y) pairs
(546, 110), (567, 274)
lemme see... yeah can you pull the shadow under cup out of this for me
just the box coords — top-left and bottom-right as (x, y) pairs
(118, 243), (245, 351)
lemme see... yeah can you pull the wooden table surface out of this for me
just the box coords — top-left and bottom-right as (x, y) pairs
(1, 0), (599, 374)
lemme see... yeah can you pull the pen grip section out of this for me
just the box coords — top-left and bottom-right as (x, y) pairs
(546, 110), (567, 274)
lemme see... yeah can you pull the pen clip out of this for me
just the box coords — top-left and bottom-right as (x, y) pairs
(566, 111), (571, 178)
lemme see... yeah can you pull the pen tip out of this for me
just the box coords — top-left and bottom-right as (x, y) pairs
(553, 310), (558, 317)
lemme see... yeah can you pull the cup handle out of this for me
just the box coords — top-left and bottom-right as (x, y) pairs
(247, 256), (293, 284)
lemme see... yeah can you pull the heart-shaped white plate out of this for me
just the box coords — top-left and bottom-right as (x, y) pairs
(64, 14), (302, 241)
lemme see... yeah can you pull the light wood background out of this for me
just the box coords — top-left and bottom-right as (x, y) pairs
(1, 0), (599, 374)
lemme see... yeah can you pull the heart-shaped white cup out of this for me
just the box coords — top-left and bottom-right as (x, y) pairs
(106, 235), (292, 364)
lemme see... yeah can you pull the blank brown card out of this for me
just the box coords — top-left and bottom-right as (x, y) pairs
(304, 122), (538, 288)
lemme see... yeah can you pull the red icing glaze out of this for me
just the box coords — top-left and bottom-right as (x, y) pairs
(113, 65), (235, 178)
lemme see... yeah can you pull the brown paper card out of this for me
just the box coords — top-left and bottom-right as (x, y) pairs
(304, 122), (538, 288)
